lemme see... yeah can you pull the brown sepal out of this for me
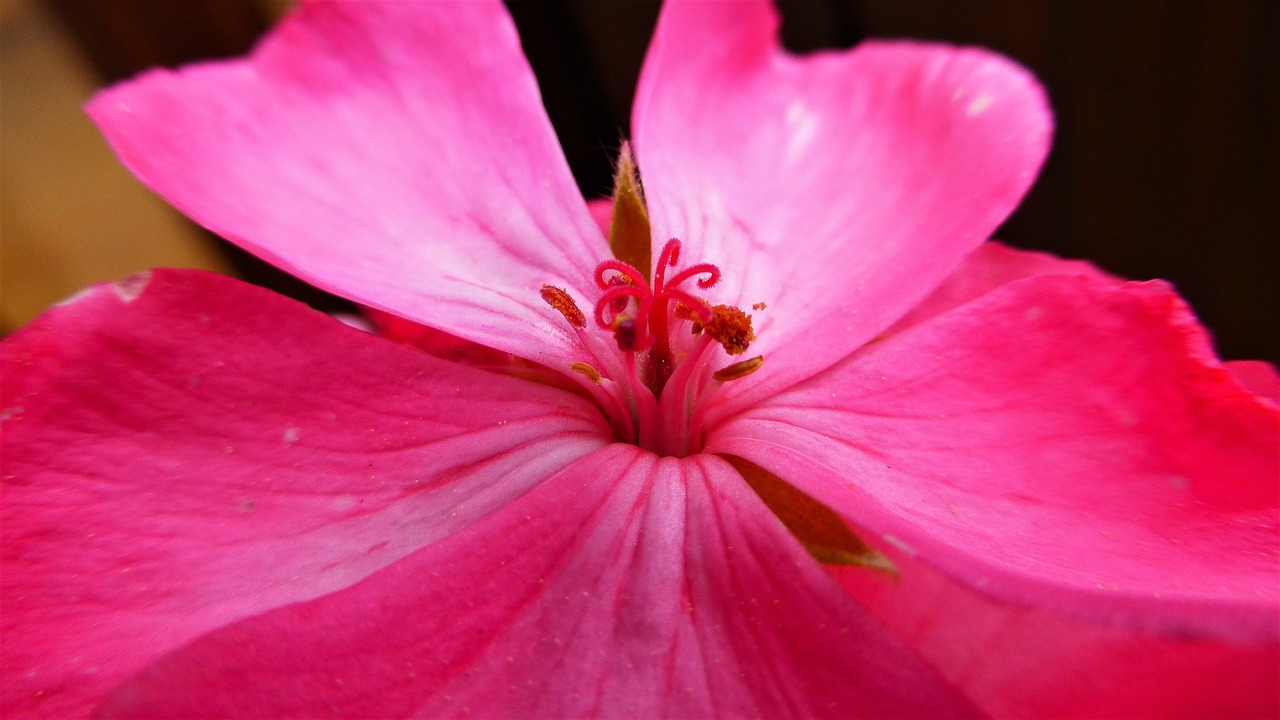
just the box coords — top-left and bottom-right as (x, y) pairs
(725, 455), (897, 576)
(608, 141), (652, 282)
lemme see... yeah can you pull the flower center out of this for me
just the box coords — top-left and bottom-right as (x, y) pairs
(540, 238), (762, 457)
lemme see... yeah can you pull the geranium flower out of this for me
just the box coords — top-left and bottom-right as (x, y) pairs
(2, 0), (1276, 717)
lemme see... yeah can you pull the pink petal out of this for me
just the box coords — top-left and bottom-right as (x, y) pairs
(885, 240), (1120, 336)
(834, 543), (1280, 718)
(1227, 359), (1280, 405)
(587, 196), (614, 236)
(363, 306), (517, 367)
(634, 0), (1052, 412)
(87, 0), (604, 369)
(709, 273), (1280, 640)
(0, 270), (608, 720)
(98, 446), (976, 719)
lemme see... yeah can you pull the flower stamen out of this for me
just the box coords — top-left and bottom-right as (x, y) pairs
(713, 355), (764, 382)
(702, 304), (755, 355)
(542, 237), (759, 455)
(540, 284), (585, 328)
(570, 362), (602, 384)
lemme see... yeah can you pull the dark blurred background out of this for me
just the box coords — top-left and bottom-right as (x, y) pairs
(4, 0), (1276, 363)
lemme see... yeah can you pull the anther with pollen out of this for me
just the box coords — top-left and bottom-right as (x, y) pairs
(700, 304), (755, 355)
(570, 362), (602, 384)
(713, 355), (764, 382)
(540, 284), (585, 328)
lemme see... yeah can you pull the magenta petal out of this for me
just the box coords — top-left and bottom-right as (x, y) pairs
(98, 446), (976, 719)
(635, 0), (1052, 410)
(835, 545), (1280, 718)
(709, 273), (1280, 640)
(1228, 359), (1280, 405)
(363, 306), (518, 367)
(0, 270), (608, 720)
(87, 0), (603, 367)
(586, 197), (614, 236)
(885, 241), (1119, 335)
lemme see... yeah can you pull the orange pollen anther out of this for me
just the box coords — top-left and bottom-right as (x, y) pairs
(673, 302), (698, 323)
(540, 284), (585, 328)
(702, 304), (755, 355)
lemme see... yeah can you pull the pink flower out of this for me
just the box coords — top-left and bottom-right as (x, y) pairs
(3, 0), (1276, 717)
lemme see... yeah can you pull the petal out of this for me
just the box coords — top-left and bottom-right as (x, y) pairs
(87, 0), (604, 368)
(885, 240), (1119, 336)
(99, 446), (976, 719)
(1227, 360), (1280, 405)
(635, 0), (1052, 411)
(587, 196), (614, 236)
(834, 544), (1280, 718)
(363, 306), (517, 367)
(709, 273), (1280, 640)
(0, 270), (608, 720)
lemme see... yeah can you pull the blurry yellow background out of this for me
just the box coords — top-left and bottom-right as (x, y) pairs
(2, 0), (217, 330)
(0, 0), (296, 332)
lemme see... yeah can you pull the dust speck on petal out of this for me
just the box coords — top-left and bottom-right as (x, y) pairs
(282, 427), (301, 444)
